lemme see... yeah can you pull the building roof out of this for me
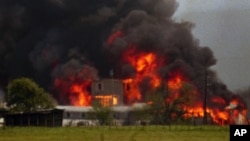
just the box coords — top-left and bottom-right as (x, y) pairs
(56, 105), (94, 112)
(56, 103), (149, 113)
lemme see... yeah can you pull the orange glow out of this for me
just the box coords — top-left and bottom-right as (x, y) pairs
(135, 53), (156, 72)
(123, 78), (142, 103)
(94, 95), (118, 106)
(211, 96), (226, 105)
(119, 43), (236, 125)
(229, 98), (244, 107)
(113, 96), (118, 105)
(122, 46), (163, 103)
(124, 47), (161, 75)
(183, 103), (229, 125)
(51, 30), (248, 125)
(107, 30), (124, 45)
(168, 75), (183, 90)
(70, 81), (92, 106)
(165, 71), (193, 104)
(225, 98), (248, 124)
(53, 77), (92, 106)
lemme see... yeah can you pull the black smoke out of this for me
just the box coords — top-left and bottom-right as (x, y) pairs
(0, 0), (244, 105)
(104, 1), (233, 104)
(0, 0), (138, 87)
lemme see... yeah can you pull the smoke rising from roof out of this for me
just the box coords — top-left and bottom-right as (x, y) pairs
(0, 0), (245, 106)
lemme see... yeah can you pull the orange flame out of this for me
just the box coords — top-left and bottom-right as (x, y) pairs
(120, 44), (235, 125)
(123, 78), (142, 103)
(122, 46), (163, 103)
(51, 30), (247, 125)
(183, 102), (229, 125)
(53, 77), (92, 106)
(165, 71), (192, 104)
(168, 75), (183, 90)
(70, 81), (92, 106)
(225, 98), (248, 124)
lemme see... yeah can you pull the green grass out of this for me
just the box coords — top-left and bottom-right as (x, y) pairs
(0, 125), (229, 141)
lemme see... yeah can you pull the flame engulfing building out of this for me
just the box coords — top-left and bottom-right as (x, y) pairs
(0, 0), (248, 125)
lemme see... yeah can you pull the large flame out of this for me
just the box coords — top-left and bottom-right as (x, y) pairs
(53, 77), (92, 106)
(122, 46), (163, 103)
(107, 30), (248, 125)
(51, 30), (247, 125)
(183, 101), (229, 125)
(168, 73), (185, 90)
(70, 81), (92, 106)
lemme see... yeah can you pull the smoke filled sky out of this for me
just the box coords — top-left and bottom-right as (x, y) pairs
(0, 0), (246, 106)
(173, 0), (250, 91)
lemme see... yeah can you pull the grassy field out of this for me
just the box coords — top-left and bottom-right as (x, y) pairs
(0, 125), (229, 141)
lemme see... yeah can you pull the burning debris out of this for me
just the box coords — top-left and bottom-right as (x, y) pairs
(0, 0), (248, 125)
(225, 98), (248, 125)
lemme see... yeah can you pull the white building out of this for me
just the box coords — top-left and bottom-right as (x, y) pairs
(56, 103), (149, 126)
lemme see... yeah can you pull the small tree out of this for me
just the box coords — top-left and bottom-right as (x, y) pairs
(6, 77), (55, 112)
(92, 101), (113, 126)
(145, 82), (196, 125)
(145, 87), (167, 125)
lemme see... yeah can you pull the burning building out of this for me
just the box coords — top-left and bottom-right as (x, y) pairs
(92, 79), (124, 106)
(0, 0), (248, 125)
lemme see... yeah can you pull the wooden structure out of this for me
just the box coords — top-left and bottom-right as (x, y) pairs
(4, 109), (64, 127)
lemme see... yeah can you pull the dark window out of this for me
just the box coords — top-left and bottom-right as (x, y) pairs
(66, 112), (70, 118)
(81, 113), (85, 118)
(98, 83), (102, 91)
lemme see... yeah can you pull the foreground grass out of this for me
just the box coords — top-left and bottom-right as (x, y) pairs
(0, 125), (229, 141)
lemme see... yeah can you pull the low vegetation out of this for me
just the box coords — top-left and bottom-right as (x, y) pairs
(0, 125), (229, 141)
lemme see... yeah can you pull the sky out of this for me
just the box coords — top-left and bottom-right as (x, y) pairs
(173, 0), (250, 91)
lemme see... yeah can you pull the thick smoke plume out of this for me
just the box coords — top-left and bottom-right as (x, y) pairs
(0, 0), (245, 106)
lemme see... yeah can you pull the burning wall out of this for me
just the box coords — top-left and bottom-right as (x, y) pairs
(0, 0), (247, 124)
